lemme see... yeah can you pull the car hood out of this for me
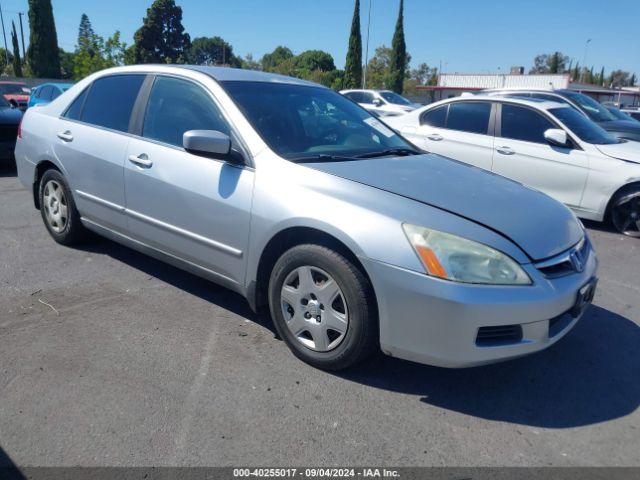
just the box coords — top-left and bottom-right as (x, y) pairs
(0, 107), (22, 124)
(595, 140), (640, 163)
(599, 119), (640, 133)
(305, 154), (583, 261)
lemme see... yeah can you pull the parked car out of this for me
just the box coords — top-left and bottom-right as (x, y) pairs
(606, 105), (640, 123)
(0, 81), (30, 110)
(621, 108), (640, 122)
(0, 95), (23, 166)
(28, 83), (73, 108)
(15, 66), (597, 370)
(484, 88), (640, 142)
(340, 89), (420, 117)
(386, 95), (640, 237)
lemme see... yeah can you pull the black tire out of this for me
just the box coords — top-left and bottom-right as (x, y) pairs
(38, 169), (90, 245)
(268, 244), (378, 371)
(608, 186), (640, 238)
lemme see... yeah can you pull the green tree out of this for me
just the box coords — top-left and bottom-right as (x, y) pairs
(365, 45), (411, 89)
(631, 73), (637, 86)
(344, 0), (362, 89)
(134, 0), (191, 64)
(0, 48), (13, 73)
(77, 13), (99, 57)
(187, 37), (240, 67)
(124, 45), (136, 65)
(72, 14), (128, 79)
(389, 0), (407, 93)
(571, 61), (580, 80)
(241, 53), (261, 70)
(295, 50), (335, 72)
(27, 0), (61, 78)
(531, 51), (569, 74)
(261, 46), (294, 71)
(59, 48), (75, 79)
(598, 66), (605, 85)
(11, 22), (22, 77)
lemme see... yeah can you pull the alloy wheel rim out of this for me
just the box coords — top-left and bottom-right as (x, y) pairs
(280, 265), (349, 352)
(43, 180), (68, 233)
(612, 196), (640, 238)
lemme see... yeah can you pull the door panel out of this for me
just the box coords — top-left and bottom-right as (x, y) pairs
(124, 139), (254, 284)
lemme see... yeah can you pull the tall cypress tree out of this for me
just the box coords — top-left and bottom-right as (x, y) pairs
(11, 22), (22, 77)
(27, 0), (61, 77)
(134, 0), (191, 64)
(344, 0), (362, 89)
(389, 0), (406, 93)
(599, 66), (605, 86)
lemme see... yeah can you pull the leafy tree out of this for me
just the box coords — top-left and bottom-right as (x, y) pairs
(631, 73), (637, 87)
(261, 46), (294, 71)
(531, 51), (569, 74)
(11, 22), (22, 77)
(27, 0), (61, 78)
(403, 62), (437, 96)
(241, 53), (261, 70)
(609, 69), (633, 87)
(58, 48), (75, 79)
(72, 14), (128, 79)
(365, 45), (411, 89)
(134, 0), (191, 64)
(344, 0), (362, 89)
(187, 37), (240, 67)
(571, 61), (580, 80)
(389, 0), (407, 93)
(598, 66), (605, 86)
(77, 13), (99, 57)
(124, 45), (136, 65)
(295, 50), (335, 72)
(0, 48), (13, 73)
(104, 31), (128, 67)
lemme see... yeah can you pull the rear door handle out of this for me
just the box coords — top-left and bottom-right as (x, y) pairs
(128, 153), (153, 168)
(496, 146), (515, 155)
(427, 134), (443, 141)
(57, 131), (73, 142)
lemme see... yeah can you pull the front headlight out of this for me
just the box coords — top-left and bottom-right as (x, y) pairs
(402, 224), (531, 285)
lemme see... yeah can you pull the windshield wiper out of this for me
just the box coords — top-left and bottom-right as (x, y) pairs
(291, 154), (359, 163)
(355, 148), (422, 159)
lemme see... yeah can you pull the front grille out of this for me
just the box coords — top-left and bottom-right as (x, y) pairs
(536, 236), (590, 278)
(0, 124), (17, 142)
(476, 325), (523, 347)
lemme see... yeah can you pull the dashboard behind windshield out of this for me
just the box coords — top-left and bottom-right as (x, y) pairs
(222, 81), (411, 160)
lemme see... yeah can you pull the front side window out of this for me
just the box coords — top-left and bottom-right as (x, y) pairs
(501, 104), (556, 144)
(344, 92), (361, 102)
(40, 86), (53, 101)
(380, 91), (412, 105)
(143, 76), (230, 148)
(420, 105), (448, 127)
(222, 81), (412, 161)
(550, 107), (620, 145)
(446, 101), (491, 134)
(361, 92), (375, 104)
(80, 75), (145, 132)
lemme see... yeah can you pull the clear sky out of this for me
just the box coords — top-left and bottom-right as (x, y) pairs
(0, 0), (638, 75)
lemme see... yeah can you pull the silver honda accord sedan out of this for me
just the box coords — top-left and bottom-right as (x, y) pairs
(14, 65), (598, 370)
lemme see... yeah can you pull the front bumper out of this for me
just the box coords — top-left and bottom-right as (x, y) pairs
(362, 243), (598, 368)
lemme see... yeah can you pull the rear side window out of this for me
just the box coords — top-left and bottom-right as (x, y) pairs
(79, 75), (145, 132)
(142, 76), (230, 148)
(501, 104), (555, 144)
(446, 102), (491, 134)
(420, 105), (447, 127)
(64, 88), (89, 120)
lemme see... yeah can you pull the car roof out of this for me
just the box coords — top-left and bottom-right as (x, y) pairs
(433, 94), (568, 111)
(36, 82), (73, 89)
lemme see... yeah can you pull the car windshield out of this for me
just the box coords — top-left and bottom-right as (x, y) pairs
(562, 91), (617, 122)
(379, 91), (412, 105)
(0, 84), (25, 95)
(550, 107), (621, 145)
(607, 106), (637, 122)
(222, 81), (412, 161)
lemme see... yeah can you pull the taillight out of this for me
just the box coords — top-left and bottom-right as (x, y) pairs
(17, 117), (22, 139)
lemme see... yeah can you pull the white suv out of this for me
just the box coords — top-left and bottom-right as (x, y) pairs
(386, 95), (640, 236)
(340, 89), (420, 117)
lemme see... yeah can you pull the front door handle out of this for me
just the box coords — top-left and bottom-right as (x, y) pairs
(57, 131), (73, 142)
(427, 133), (443, 141)
(496, 146), (515, 155)
(128, 153), (153, 168)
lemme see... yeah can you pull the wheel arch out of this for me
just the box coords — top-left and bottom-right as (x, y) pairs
(248, 226), (377, 314)
(32, 160), (62, 209)
(604, 180), (640, 222)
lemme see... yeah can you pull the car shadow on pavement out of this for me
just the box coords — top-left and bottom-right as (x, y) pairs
(0, 164), (17, 177)
(338, 305), (640, 429)
(78, 239), (277, 336)
(0, 446), (25, 479)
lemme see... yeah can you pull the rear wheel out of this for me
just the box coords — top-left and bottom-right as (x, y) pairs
(610, 188), (640, 237)
(39, 169), (90, 245)
(268, 244), (378, 370)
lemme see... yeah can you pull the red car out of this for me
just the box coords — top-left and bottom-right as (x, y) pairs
(0, 81), (30, 110)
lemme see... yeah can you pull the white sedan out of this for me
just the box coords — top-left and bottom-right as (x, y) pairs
(386, 95), (640, 237)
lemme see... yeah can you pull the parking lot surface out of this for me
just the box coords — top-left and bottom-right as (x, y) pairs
(0, 168), (638, 467)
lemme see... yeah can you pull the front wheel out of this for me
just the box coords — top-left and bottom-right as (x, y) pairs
(268, 244), (378, 371)
(610, 189), (640, 237)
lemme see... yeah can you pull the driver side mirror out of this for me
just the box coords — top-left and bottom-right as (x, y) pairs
(183, 130), (244, 164)
(544, 128), (569, 148)
(372, 98), (383, 107)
